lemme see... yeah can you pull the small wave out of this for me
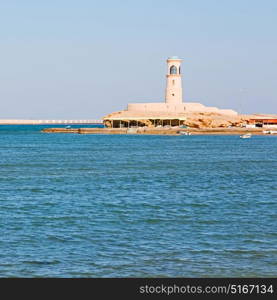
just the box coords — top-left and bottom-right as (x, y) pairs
(47, 235), (68, 242)
(145, 219), (163, 224)
(22, 260), (60, 265)
(0, 263), (15, 267)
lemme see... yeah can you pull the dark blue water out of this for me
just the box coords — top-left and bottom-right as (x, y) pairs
(0, 125), (276, 277)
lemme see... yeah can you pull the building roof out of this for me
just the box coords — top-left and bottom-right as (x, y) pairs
(103, 110), (188, 121)
(250, 117), (277, 120)
(250, 118), (277, 123)
(103, 116), (186, 121)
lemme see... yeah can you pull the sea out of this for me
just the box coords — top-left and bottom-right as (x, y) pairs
(0, 125), (276, 277)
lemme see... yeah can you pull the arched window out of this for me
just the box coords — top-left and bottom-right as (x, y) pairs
(179, 66), (181, 74)
(170, 65), (177, 74)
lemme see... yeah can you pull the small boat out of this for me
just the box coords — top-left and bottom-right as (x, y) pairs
(240, 133), (252, 139)
(263, 130), (277, 135)
(179, 131), (191, 135)
(65, 125), (71, 129)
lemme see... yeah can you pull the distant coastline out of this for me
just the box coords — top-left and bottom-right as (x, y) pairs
(0, 119), (103, 125)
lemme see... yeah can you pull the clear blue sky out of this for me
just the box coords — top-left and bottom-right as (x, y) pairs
(0, 0), (276, 119)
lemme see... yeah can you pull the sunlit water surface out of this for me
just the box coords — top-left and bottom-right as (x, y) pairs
(0, 125), (276, 277)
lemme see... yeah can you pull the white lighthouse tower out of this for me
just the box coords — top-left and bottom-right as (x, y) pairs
(165, 56), (183, 105)
(105, 55), (239, 128)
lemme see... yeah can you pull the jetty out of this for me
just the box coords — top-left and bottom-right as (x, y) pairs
(42, 127), (266, 135)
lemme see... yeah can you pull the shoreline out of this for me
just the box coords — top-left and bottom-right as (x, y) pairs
(41, 127), (276, 135)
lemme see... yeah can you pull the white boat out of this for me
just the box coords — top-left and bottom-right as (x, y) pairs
(240, 133), (252, 139)
(263, 130), (277, 135)
(179, 131), (191, 135)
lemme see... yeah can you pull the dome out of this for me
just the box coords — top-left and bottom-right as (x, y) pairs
(168, 56), (181, 60)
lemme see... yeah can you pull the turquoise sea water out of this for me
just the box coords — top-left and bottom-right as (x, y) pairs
(0, 125), (276, 277)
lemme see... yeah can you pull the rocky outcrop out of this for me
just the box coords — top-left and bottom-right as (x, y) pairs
(103, 110), (247, 128)
(103, 109), (277, 129)
(182, 112), (247, 128)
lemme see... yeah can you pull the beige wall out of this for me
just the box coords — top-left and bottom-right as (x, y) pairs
(127, 103), (186, 112)
(127, 102), (238, 115)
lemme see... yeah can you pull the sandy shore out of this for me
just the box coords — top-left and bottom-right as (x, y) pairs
(42, 127), (273, 135)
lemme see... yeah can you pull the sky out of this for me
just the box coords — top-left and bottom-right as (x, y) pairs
(0, 0), (276, 119)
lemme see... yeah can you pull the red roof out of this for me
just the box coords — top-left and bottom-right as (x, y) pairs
(249, 119), (277, 123)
